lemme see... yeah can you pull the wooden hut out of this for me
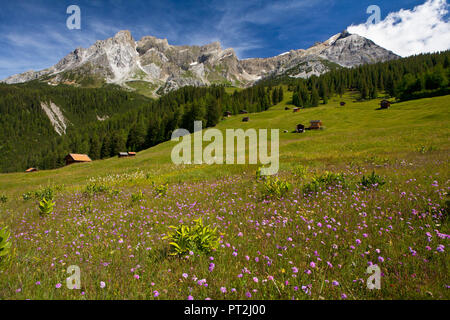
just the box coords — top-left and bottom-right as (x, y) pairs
(309, 120), (323, 130)
(380, 100), (391, 109)
(118, 152), (137, 158)
(239, 110), (249, 114)
(293, 108), (300, 113)
(224, 111), (232, 118)
(65, 154), (92, 166)
(296, 124), (305, 133)
(242, 117), (250, 122)
(25, 168), (38, 173)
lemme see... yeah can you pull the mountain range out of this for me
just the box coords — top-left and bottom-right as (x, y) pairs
(2, 30), (398, 95)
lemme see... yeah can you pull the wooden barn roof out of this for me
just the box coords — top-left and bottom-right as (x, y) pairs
(67, 154), (92, 162)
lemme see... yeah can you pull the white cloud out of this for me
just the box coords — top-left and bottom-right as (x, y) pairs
(348, 0), (450, 57)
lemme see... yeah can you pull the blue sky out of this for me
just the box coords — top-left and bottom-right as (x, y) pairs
(0, 0), (448, 79)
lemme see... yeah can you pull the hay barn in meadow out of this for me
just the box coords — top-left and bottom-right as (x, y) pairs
(296, 124), (305, 133)
(65, 154), (92, 166)
(380, 100), (391, 109)
(309, 120), (323, 130)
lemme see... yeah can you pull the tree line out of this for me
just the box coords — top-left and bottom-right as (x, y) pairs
(0, 82), (282, 172)
(261, 50), (450, 106)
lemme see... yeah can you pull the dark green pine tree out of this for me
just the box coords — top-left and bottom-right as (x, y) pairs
(100, 135), (112, 159)
(110, 131), (126, 157)
(278, 87), (284, 102)
(369, 85), (378, 99)
(311, 87), (320, 107)
(206, 100), (222, 127)
(89, 133), (101, 160)
(292, 93), (301, 107)
(272, 88), (279, 105)
(126, 121), (146, 152)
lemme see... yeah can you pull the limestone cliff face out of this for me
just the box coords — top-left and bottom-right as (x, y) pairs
(2, 30), (398, 94)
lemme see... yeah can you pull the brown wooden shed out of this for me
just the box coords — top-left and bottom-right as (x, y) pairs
(242, 117), (250, 122)
(224, 111), (232, 118)
(296, 124), (305, 133)
(380, 100), (391, 109)
(293, 108), (300, 113)
(309, 120), (323, 130)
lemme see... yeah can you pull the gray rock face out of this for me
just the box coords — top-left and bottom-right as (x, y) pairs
(2, 30), (398, 94)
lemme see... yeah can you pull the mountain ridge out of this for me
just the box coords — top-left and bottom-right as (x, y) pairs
(2, 30), (399, 94)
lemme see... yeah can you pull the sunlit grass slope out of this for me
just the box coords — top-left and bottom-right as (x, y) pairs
(1, 92), (448, 197)
(0, 90), (448, 300)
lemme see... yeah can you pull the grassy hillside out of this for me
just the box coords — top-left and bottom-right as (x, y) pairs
(1, 91), (448, 196)
(0, 92), (448, 300)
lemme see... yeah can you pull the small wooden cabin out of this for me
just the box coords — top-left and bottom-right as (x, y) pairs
(25, 168), (38, 173)
(65, 154), (92, 166)
(224, 111), (232, 118)
(309, 120), (323, 130)
(380, 100), (391, 109)
(340, 102), (346, 106)
(118, 152), (137, 158)
(285, 107), (290, 111)
(296, 124), (305, 133)
(242, 117), (250, 122)
(239, 110), (249, 114)
(293, 108), (300, 113)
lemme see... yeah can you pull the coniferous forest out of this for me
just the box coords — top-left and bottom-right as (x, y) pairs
(0, 50), (448, 173)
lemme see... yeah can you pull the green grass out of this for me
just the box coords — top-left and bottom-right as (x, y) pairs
(0, 92), (448, 300)
(125, 81), (159, 98)
(1, 92), (448, 197)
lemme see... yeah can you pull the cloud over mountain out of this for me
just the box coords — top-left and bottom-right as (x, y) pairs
(348, 0), (450, 57)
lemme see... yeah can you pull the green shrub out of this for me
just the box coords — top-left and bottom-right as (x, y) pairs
(0, 227), (12, 263)
(33, 185), (61, 201)
(84, 183), (110, 197)
(293, 165), (308, 180)
(108, 189), (120, 197)
(360, 171), (386, 189)
(131, 190), (145, 203)
(164, 218), (220, 256)
(0, 195), (8, 204)
(155, 184), (169, 197)
(39, 197), (55, 216)
(417, 145), (438, 154)
(255, 166), (268, 181)
(22, 192), (33, 201)
(256, 167), (262, 180)
(303, 172), (347, 193)
(79, 201), (93, 215)
(262, 177), (292, 199)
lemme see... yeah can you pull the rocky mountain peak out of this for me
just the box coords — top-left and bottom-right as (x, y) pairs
(114, 30), (134, 41)
(2, 30), (399, 95)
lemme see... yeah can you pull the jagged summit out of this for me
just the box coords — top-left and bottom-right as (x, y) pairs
(2, 30), (398, 94)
